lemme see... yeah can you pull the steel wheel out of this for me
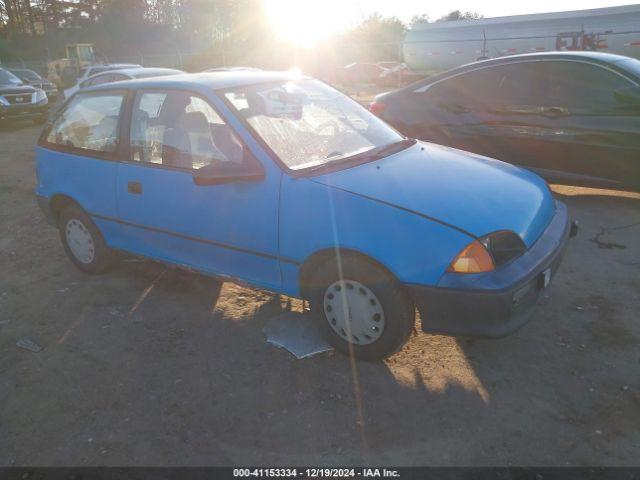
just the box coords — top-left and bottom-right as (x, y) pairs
(65, 218), (96, 264)
(309, 255), (415, 360)
(323, 279), (385, 345)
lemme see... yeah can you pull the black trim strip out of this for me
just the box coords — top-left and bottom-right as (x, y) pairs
(312, 182), (478, 240)
(89, 212), (301, 265)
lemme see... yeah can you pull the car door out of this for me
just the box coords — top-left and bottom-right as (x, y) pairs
(412, 60), (640, 188)
(408, 63), (541, 163)
(114, 88), (282, 290)
(522, 60), (640, 188)
(36, 90), (127, 245)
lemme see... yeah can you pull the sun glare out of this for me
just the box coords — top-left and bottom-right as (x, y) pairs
(263, 0), (348, 47)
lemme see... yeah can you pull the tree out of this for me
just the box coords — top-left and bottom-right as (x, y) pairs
(437, 10), (483, 22)
(344, 12), (406, 62)
(410, 13), (430, 26)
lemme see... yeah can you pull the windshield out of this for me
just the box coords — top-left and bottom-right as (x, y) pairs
(0, 68), (23, 86)
(223, 79), (403, 170)
(14, 69), (41, 82)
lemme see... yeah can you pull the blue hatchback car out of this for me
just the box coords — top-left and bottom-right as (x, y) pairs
(35, 71), (576, 360)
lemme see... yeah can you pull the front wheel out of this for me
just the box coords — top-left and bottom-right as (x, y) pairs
(58, 206), (114, 273)
(308, 255), (415, 361)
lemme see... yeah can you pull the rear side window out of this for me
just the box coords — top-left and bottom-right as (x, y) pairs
(80, 76), (102, 88)
(424, 63), (537, 107)
(45, 93), (124, 153)
(87, 73), (126, 87)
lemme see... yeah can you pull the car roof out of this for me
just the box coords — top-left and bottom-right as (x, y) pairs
(457, 51), (634, 68)
(89, 63), (139, 69)
(107, 67), (183, 77)
(205, 66), (262, 72)
(83, 64), (140, 73)
(390, 51), (639, 95)
(87, 70), (305, 92)
(83, 67), (182, 81)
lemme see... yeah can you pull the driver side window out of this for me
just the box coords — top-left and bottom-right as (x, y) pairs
(540, 61), (632, 109)
(130, 90), (244, 170)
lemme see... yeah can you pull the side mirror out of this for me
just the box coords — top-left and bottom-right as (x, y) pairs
(192, 153), (265, 186)
(614, 86), (640, 105)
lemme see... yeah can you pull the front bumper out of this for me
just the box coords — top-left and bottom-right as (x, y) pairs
(406, 201), (575, 338)
(0, 101), (48, 121)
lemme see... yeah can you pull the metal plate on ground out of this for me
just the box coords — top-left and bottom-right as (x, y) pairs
(263, 312), (334, 359)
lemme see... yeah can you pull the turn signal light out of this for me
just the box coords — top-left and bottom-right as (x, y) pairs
(447, 240), (495, 273)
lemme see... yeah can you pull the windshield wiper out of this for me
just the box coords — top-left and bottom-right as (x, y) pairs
(301, 138), (417, 175)
(357, 138), (417, 161)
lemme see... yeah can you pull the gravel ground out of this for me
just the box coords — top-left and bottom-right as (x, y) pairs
(1, 121), (639, 466)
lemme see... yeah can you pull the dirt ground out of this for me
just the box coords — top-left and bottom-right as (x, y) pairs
(1, 122), (639, 467)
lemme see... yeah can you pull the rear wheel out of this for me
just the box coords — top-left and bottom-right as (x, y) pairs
(308, 255), (415, 361)
(58, 206), (114, 273)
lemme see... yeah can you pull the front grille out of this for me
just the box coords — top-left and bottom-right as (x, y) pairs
(3, 93), (33, 105)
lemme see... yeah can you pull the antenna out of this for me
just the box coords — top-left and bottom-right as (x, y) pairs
(483, 29), (488, 57)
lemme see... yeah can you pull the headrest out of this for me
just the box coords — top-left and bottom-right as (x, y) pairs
(179, 111), (209, 133)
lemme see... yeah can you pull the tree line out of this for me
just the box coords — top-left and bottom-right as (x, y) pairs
(0, 1), (481, 70)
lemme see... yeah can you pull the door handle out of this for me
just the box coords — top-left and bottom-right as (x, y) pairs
(127, 181), (142, 195)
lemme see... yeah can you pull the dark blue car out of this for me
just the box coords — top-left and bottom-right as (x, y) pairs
(35, 71), (576, 360)
(371, 52), (640, 191)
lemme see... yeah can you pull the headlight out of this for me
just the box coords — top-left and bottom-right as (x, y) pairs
(0, 96), (9, 106)
(33, 89), (47, 103)
(480, 230), (526, 266)
(448, 230), (526, 274)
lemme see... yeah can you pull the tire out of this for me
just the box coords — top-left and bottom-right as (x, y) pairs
(308, 255), (415, 361)
(58, 205), (114, 273)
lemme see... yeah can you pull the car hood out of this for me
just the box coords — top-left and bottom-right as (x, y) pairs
(310, 142), (556, 247)
(0, 85), (36, 94)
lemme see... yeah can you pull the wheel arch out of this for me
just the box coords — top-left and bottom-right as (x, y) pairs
(298, 247), (402, 300)
(49, 193), (83, 222)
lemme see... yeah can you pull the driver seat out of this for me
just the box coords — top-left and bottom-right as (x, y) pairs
(163, 111), (221, 169)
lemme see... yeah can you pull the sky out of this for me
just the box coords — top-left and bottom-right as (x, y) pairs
(324, 0), (639, 23)
(262, 0), (638, 46)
